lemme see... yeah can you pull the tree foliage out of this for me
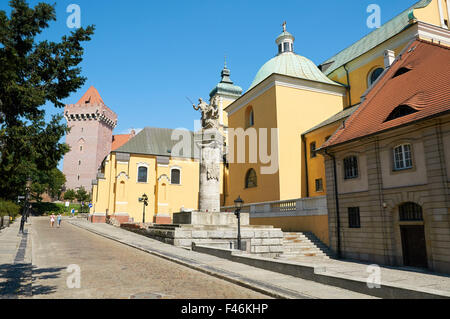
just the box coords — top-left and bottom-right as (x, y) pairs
(63, 188), (75, 201)
(75, 186), (90, 203)
(0, 0), (95, 200)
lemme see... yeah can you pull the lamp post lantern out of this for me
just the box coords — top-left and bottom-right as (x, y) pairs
(139, 194), (149, 224)
(234, 196), (244, 250)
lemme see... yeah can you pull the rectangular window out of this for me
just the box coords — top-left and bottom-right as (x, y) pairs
(171, 169), (181, 185)
(310, 142), (317, 158)
(348, 207), (361, 228)
(343, 156), (358, 179)
(394, 144), (412, 170)
(315, 178), (323, 192)
(138, 166), (148, 183)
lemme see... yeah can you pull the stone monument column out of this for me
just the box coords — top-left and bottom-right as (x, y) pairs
(193, 97), (223, 213)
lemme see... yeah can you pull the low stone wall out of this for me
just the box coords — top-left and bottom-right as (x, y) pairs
(192, 245), (450, 299)
(121, 223), (284, 258)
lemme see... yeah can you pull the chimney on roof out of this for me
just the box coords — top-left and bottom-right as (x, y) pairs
(384, 50), (395, 68)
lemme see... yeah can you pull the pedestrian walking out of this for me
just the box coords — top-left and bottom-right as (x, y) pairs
(57, 213), (62, 228)
(50, 213), (55, 228)
(19, 214), (25, 233)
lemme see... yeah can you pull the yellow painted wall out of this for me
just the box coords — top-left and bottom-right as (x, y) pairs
(91, 152), (200, 222)
(225, 81), (345, 206)
(415, 0), (448, 27)
(226, 86), (281, 206)
(275, 85), (345, 201)
(250, 215), (329, 245)
(303, 122), (342, 197)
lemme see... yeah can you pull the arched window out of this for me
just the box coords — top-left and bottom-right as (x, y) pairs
(399, 202), (423, 221)
(245, 106), (254, 128)
(137, 166), (148, 183)
(343, 156), (358, 179)
(368, 67), (384, 87)
(393, 144), (413, 170)
(171, 168), (181, 185)
(245, 169), (257, 188)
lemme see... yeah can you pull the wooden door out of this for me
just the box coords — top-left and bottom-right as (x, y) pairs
(400, 225), (428, 268)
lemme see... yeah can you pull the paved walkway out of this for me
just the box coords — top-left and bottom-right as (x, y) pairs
(30, 217), (270, 299)
(0, 217), (33, 298)
(68, 219), (376, 299)
(280, 255), (450, 297)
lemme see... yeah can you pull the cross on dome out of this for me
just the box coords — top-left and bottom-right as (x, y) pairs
(276, 21), (294, 55)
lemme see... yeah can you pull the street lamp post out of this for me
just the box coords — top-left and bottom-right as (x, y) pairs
(24, 177), (32, 222)
(139, 194), (149, 224)
(234, 196), (244, 250)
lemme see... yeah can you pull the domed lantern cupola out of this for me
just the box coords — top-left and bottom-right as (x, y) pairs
(209, 59), (243, 101)
(276, 21), (295, 55)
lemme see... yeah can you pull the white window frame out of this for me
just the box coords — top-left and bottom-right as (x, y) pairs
(367, 67), (384, 87)
(393, 144), (413, 171)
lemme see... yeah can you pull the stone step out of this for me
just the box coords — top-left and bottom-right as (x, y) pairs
(280, 231), (335, 259)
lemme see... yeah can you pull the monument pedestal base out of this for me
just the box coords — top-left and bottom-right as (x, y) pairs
(173, 211), (249, 226)
(123, 211), (284, 258)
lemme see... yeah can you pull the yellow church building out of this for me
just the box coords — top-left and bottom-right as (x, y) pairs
(90, 127), (201, 224)
(221, 0), (450, 240)
(225, 0), (450, 204)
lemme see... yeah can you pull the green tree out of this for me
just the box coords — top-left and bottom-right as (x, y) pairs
(75, 187), (90, 213)
(28, 168), (66, 201)
(63, 189), (76, 202)
(75, 187), (90, 203)
(0, 0), (95, 200)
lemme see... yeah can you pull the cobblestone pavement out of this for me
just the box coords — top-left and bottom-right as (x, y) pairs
(30, 217), (270, 299)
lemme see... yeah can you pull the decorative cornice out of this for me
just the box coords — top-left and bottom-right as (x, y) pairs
(225, 73), (345, 116)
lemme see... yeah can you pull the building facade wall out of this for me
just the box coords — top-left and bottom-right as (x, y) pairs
(63, 103), (117, 192)
(325, 117), (450, 273)
(91, 151), (202, 224)
(226, 85), (281, 206)
(275, 84), (345, 201)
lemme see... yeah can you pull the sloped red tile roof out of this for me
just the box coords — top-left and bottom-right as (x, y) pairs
(77, 86), (105, 105)
(322, 39), (450, 149)
(111, 134), (132, 151)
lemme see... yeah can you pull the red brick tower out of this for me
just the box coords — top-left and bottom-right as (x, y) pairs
(63, 86), (117, 192)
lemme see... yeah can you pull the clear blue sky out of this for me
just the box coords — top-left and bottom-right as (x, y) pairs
(1, 0), (420, 168)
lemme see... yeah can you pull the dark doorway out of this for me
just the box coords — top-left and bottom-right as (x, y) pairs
(400, 225), (428, 268)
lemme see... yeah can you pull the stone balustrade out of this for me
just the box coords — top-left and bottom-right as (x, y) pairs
(221, 196), (328, 218)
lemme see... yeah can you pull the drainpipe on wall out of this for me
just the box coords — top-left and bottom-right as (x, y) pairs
(301, 134), (310, 198)
(325, 149), (342, 259)
(343, 64), (352, 107)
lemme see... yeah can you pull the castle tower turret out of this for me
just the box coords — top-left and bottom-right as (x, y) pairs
(62, 86), (117, 192)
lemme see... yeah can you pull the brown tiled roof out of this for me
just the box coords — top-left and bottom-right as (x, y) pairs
(77, 86), (105, 105)
(111, 134), (132, 151)
(322, 39), (450, 149)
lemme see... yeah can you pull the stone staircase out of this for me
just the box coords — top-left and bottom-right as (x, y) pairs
(276, 232), (334, 260)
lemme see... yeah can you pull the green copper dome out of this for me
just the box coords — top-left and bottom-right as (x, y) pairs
(249, 23), (340, 91)
(248, 52), (339, 91)
(209, 65), (242, 99)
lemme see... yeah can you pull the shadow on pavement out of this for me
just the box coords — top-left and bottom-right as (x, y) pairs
(0, 263), (65, 298)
